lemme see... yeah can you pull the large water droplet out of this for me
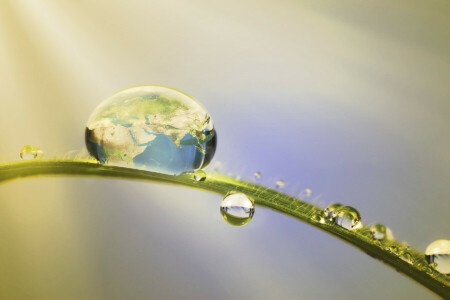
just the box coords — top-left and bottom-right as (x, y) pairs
(20, 145), (43, 160)
(275, 180), (285, 189)
(370, 224), (394, 240)
(324, 203), (342, 219)
(220, 193), (254, 226)
(193, 170), (206, 182)
(85, 85), (217, 175)
(254, 171), (262, 180)
(425, 239), (450, 274)
(333, 206), (362, 230)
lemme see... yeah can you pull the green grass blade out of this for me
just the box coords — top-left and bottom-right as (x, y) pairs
(0, 159), (449, 298)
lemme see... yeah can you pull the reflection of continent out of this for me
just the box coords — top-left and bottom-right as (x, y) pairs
(87, 119), (146, 165)
(146, 107), (207, 150)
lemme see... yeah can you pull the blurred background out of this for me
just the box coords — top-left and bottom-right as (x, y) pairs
(0, 0), (449, 299)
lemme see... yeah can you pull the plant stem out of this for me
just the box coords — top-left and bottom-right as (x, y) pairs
(1, 159), (449, 298)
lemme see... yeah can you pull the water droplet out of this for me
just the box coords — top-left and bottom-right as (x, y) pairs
(85, 85), (217, 175)
(310, 213), (324, 223)
(220, 193), (254, 226)
(425, 267), (434, 275)
(254, 171), (262, 180)
(193, 170), (206, 182)
(35, 148), (44, 159)
(324, 203), (342, 219)
(401, 252), (414, 264)
(425, 239), (450, 274)
(275, 180), (285, 189)
(332, 206), (362, 230)
(211, 161), (223, 172)
(299, 188), (313, 199)
(386, 245), (402, 256)
(20, 145), (42, 160)
(370, 224), (394, 240)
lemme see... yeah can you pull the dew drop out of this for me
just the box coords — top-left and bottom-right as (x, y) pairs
(310, 213), (324, 223)
(20, 145), (41, 160)
(211, 161), (223, 172)
(401, 252), (414, 264)
(254, 171), (262, 180)
(193, 170), (207, 182)
(425, 239), (450, 274)
(220, 193), (254, 226)
(299, 188), (313, 199)
(370, 224), (394, 240)
(324, 203), (342, 219)
(332, 206), (362, 230)
(275, 180), (285, 189)
(310, 214), (320, 222)
(85, 85), (217, 175)
(387, 245), (400, 255)
(35, 148), (44, 159)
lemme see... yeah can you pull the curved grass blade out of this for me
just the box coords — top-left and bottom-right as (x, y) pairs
(0, 159), (449, 298)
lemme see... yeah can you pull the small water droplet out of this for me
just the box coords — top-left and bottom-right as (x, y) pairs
(193, 170), (207, 182)
(332, 206), (362, 230)
(220, 192), (254, 226)
(370, 224), (394, 240)
(299, 188), (313, 199)
(311, 213), (325, 224)
(275, 180), (285, 189)
(324, 203), (342, 219)
(254, 171), (262, 180)
(35, 148), (44, 159)
(425, 239), (450, 274)
(401, 252), (414, 264)
(20, 145), (42, 160)
(425, 267), (434, 275)
(387, 245), (400, 255)
(211, 161), (223, 172)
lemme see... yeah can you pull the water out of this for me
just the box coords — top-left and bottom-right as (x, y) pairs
(332, 206), (362, 230)
(425, 239), (450, 274)
(370, 224), (394, 240)
(299, 188), (312, 199)
(193, 170), (206, 182)
(324, 203), (342, 219)
(311, 213), (326, 224)
(85, 85), (217, 175)
(401, 252), (414, 264)
(220, 193), (254, 226)
(275, 180), (285, 189)
(254, 171), (262, 180)
(20, 145), (43, 160)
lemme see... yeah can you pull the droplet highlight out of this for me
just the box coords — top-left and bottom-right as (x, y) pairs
(370, 224), (394, 240)
(220, 193), (254, 226)
(275, 180), (285, 189)
(425, 239), (450, 274)
(254, 171), (262, 180)
(193, 170), (207, 182)
(332, 206), (362, 230)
